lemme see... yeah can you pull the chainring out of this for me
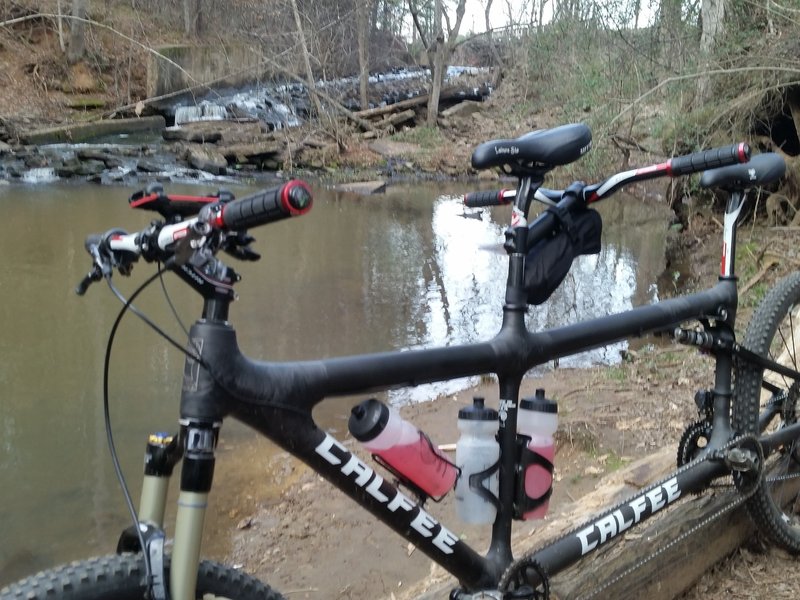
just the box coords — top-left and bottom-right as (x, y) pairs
(499, 556), (549, 600)
(677, 419), (713, 467)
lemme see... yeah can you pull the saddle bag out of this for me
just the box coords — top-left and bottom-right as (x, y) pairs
(524, 207), (603, 305)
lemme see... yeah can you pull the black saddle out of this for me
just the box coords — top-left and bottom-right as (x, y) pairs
(471, 123), (592, 173)
(699, 152), (786, 190)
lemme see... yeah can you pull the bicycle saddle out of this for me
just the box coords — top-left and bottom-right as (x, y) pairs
(471, 123), (592, 173)
(699, 152), (785, 190)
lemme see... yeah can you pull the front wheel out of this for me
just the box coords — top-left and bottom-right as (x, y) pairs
(733, 271), (800, 553)
(0, 553), (284, 600)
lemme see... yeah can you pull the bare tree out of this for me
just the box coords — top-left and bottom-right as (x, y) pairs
(290, 0), (324, 117)
(408, 0), (467, 125)
(183, 0), (202, 36)
(67, 0), (86, 63)
(357, 0), (374, 109)
(484, 0), (505, 84)
(697, 0), (725, 101)
(658, 0), (683, 70)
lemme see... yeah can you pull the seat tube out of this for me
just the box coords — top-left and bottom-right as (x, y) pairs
(170, 421), (219, 600)
(488, 371), (523, 568)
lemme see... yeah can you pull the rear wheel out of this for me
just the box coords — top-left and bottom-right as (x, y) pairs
(0, 553), (284, 600)
(734, 271), (800, 553)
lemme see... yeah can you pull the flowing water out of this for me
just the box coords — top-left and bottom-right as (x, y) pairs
(0, 179), (673, 584)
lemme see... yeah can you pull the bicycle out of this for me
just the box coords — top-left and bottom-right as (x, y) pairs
(2, 122), (798, 600)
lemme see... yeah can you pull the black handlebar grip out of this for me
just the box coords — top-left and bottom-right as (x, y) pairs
(668, 142), (751, 176)
(219, 180), (312, 230)
(463, 189), (513, 208)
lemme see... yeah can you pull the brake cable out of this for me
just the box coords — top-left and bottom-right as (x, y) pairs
(101, 262), (207, 584)
(102, 269), (165, 591)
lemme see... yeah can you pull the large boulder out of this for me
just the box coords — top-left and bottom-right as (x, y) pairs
(185, 144), (228, 175)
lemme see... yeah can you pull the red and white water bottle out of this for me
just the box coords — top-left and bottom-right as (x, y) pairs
(348, 398), (457, 498)
(518, 389), (558, 520)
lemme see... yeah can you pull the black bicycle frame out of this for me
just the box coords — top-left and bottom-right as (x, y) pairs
(176, 265), (740, 592)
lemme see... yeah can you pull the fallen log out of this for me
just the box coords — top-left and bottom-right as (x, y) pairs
(376, 108), (416, 129)
(354, 86), (482, 121)
(395, 446), (789, 600)
(20, 116), (166, 145)
(354, 94), (430, 120)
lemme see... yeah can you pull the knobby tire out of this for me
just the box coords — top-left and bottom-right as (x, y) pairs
(0, 553), (285, 600)
(733, 271), (800, 553)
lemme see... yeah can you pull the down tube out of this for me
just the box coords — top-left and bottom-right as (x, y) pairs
(528, 457), (726, 579)
(229, 404), (499, 591)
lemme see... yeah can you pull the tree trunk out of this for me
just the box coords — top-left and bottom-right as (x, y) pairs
(357, 0), (372, 110)
(697, 0), (725, 101)
(66, 0), (86, 63)
(290, 0), (324, 118)
(425, 0), (444, 126)
(56, 0), (65, 52)
(427, 42), (446, 125)
(658, 0), (683, 70)
(183, 0), (199, 36)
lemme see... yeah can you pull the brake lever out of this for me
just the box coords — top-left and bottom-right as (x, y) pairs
(75, 265), (103, 296)
(222, 231), (261, 262)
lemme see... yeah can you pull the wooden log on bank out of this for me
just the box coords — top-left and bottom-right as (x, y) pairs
(376, 109), (416, 129)
(396, 447), (779, 600)
(353, 85), (484, 122)
(20, 116), (166, 145)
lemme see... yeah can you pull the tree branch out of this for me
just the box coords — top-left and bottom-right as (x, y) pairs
(406, 0), (430, 49)
(610, 66), (800, 127)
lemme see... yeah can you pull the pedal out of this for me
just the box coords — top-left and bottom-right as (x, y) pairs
(724, 447), (759, 472)
(449, 591), (503, 600)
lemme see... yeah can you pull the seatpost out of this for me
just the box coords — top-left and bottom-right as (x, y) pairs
(720, 190), (745, 279)
(503, 175), (541, 308)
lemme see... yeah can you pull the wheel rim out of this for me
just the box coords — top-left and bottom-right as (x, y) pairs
(758, 300), (800, 543)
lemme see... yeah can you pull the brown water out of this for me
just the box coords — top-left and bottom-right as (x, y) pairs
(0, 179), (672, 584)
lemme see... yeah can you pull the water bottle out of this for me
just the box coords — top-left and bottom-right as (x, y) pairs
(517, 389), (558, 520)
(455, 397), (500, 524)
(348, 398), (457, 498)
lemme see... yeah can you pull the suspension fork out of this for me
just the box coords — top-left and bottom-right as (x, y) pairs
(170, 299), (231, 600)
(170, 420), (220, 600)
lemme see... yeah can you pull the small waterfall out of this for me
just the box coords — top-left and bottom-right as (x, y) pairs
(174, 102), (229, 125)
(21, 167), (57, 183)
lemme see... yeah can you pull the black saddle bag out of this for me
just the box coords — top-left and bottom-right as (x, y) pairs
(524, 207), (603, 305)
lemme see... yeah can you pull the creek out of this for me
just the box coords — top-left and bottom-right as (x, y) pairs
(0, 178), (673, 584)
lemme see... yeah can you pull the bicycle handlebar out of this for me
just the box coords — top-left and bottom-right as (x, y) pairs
(76, 180), (314, 293)
(216, 180), (313, 230)
(463, 189), (516, 208)
(463, 142), (751, 208)
(666, 143), (749, 176)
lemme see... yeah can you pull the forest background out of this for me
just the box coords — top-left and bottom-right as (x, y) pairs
(2, 0), (800, 185)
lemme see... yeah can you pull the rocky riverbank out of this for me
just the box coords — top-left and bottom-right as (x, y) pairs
(0, 69), (497, 186)
(0, 103), (502, 187)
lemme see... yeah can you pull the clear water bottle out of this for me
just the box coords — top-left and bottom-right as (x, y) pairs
(517, 389), (558, 520)
(348, 398), (457, 498)
(455, 397), (500, 524)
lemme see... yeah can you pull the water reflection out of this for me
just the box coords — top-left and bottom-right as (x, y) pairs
(0, 180), (670, 585)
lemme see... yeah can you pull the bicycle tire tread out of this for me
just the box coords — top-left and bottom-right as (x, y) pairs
(0, 553), (285, 600)
(734, 271), (800, 553)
